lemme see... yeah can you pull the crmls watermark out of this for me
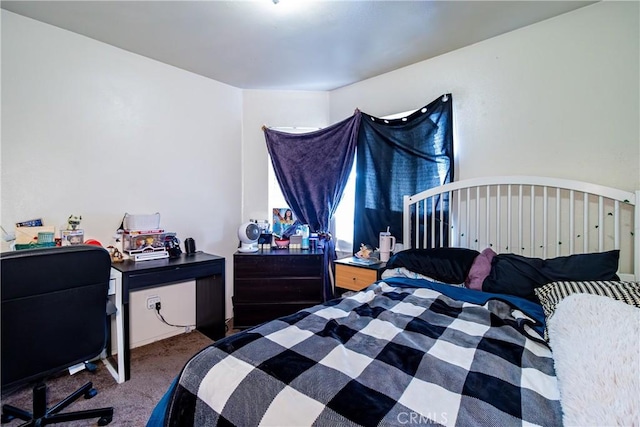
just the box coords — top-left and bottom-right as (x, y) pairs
(397, 411), (448, 425)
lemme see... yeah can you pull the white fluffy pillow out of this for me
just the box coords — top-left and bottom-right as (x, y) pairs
(548, 293), (639, 426)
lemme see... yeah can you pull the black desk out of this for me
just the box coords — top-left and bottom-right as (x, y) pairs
(110, 251), (225, 381)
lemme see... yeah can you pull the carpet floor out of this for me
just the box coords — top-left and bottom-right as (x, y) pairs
(1, 330), (215, 426)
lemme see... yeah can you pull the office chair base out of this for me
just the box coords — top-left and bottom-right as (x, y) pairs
(1, 381), (113, 426)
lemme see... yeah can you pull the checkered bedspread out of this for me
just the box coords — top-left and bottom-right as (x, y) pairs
(164, 279), (562, 426)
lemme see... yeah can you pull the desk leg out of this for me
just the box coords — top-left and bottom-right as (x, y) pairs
(102, 309), (126, 383)
(114, 291), (126, 383)
(103, 270), (126, 384)
(196, 274), (225, 340)
(123, 301), (131, 381)
(103, 294), (130, 382)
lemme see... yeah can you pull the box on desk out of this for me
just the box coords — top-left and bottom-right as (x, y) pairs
(60, 229), (84, 246)
(123, 230), (166, 254)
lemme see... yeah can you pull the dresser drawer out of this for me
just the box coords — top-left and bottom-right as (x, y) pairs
(233, 277), (322, 303)
(233, 302), (315, 329)
(335, 264), (378, 291)
(234, 255), (322, 279)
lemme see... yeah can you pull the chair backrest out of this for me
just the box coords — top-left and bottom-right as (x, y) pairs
(1, 245), (111, 390)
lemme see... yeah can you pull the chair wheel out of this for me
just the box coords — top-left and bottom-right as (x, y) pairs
(1, 413), (15, 423)
(83, 388), (98, 399)
(84, 361), (97, 373)
(98, 415), (112, 425)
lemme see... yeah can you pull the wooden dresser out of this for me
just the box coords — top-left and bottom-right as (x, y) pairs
(334, 257), (387, 292)
(233, 248), (324, 329)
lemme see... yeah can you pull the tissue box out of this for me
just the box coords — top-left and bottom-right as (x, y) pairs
(123, 213), (160, 231)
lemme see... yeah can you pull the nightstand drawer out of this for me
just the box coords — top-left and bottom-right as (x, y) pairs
(335, 264), (378, 291)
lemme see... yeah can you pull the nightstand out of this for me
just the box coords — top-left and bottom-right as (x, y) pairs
(334, 257), (387, 292)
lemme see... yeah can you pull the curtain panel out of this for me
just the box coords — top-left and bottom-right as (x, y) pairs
(264, 112), (361, 300)
(354, 94), (453, 251)
(263, 112), (361, 233)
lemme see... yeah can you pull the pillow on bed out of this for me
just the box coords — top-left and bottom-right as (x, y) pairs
(464, 247), (497, 290)
(381, 266), (464, 286)
(534, 280), (640, 322)
(385, 247), (479, 284)
(482, 250), (620, 301)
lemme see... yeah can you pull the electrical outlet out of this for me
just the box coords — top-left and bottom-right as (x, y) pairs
(146, 295), (161, 310)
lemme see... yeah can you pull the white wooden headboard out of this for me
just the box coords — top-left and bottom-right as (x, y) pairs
(403, 176), (639, 281)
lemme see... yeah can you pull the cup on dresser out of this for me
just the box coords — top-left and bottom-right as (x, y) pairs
(379, 233), (396, 262)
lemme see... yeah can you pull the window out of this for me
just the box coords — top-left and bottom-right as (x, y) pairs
(268, 150), (355, 255)
(332, 161), (356, 255)
(267, 110), (415, 256)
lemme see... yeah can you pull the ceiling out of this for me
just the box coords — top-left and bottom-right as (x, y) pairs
(1, 0), (596, 91)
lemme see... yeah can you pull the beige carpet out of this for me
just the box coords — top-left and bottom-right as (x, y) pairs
(1, 330), (215, 426)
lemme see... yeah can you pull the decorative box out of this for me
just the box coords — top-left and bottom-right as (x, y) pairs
(123, 230), (166, 254)
(61, 229), (84, 246)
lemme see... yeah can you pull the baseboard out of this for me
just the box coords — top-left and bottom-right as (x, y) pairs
(131, 329), (185, 349)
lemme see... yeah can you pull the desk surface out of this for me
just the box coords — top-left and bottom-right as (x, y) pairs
(111, 251), (224, 273)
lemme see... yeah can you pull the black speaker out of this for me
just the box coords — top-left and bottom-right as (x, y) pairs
(184, 238), (196, 255)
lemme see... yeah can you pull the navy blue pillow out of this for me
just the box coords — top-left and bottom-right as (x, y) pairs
(482, 250), (620, 301)
(386, 247), (480, 284)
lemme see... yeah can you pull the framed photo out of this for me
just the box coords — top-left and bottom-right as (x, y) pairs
(272, 207), (296, 236)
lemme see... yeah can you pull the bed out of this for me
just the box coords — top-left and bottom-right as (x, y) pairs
(148, 176), (639, 427)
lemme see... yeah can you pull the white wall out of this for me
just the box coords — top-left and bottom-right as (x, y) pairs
(1, 11), (242, 346)
(330, 1), (640, 192)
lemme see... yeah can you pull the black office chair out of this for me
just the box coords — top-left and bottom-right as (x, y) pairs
(1, 245), (114, 426)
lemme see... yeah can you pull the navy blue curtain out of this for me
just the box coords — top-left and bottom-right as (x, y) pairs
(264, 112), (361, 300)
(354, 94), (453, 251)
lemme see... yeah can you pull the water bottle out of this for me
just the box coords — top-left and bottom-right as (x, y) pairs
(301, 224), (310, 250)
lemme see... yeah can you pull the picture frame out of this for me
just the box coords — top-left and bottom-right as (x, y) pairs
(272, 207), (296, 236)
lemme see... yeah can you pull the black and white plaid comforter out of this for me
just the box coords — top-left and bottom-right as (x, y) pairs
(163, 279), (562, 426)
